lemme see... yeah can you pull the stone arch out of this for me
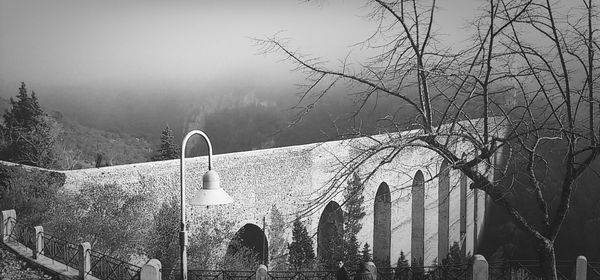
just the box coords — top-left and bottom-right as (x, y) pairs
(411, 170), (425, 265)
(460, 169), (468, 256)
(438, 160), (450, 261)
(473, 187), (479, 253)
(374, 182), (391, 267)
(224, 223), (268, 269)
(318, 201), (344, 266)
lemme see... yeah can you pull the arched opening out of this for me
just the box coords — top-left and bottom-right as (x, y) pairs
(438, 160), (450, 261)
(317, 201), (343, 267)
(460, 172), (468, 256)
(473, 188), (479, 253)
(374, 182), (391, 267)
(224, 224), (268, 270)
(411, 170), (425, 265)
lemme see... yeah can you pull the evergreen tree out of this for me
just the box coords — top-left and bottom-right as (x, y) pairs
(397, 251), (409, 267)
(442, 242), (464, 266)
(152, 124), (179, 161)
(342, 172), (366, 267)
(0, 82), (60, 168)
(288, 217), (315, 270)
(394, 251), (410, 280)
(321, 229), (344, 269)
(361, 243), (372, 263)
(3, 83), (43, 129)
(438, 242), (473, 279)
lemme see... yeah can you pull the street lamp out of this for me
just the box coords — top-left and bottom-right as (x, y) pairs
(179, 130), (233, 280)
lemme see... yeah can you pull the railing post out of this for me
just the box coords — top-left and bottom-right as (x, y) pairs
(0, 209), (16, 243)
(141, 259), (162, 280)
(473, 255), (488, 280)
(576, 256), (587, 280)
(256, 264), (268, 280)
(367, 261), (377, 280)
(33, 226), (43, 259)
(79, 242), (91, 280)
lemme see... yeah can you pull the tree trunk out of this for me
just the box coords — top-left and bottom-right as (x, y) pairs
(537, 239), (557, 280)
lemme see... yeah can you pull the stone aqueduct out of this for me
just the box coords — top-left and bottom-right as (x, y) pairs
(58, 132), (494, 268)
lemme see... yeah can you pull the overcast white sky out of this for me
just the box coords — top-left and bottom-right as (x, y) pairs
(0, 0), (478, 97)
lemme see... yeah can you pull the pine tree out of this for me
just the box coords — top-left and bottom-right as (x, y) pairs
(439, 242), (472, 279)
(323, 229), (345, 268)
(152, 124), (180, 161)
(442, 242), (463, 266)
(397, 251), (409, 268)
(395, 251), (410, 280)
(361, 243), (372, 263)
(0, 82), (60, 168)
(343, 172), (366, 268)
(288, 217), (315, 270)
(3, 83), (43, 130)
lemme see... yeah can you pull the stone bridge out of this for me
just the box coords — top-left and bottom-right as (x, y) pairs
(57, 130), (495, 268)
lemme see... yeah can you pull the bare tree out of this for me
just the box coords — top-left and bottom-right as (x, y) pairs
(255, 0), (599, 279)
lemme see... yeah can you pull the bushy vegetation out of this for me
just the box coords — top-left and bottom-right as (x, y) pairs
(222, 235), (264, 271)
(0, 164), (65, 225)
(146, 196), (180, 270)
(146, 196), (236, 270)
(45, 183), (153, 259)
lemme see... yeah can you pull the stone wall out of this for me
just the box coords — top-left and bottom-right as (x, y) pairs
(29, 132), (488, 267)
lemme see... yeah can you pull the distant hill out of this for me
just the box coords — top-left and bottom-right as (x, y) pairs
(57, 117), (152, 168)
(0, 96), (152, 169)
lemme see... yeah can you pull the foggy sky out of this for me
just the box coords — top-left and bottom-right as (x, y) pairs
(0, 0), (476, 98)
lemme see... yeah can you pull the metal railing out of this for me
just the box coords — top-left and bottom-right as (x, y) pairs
(161, 266), (473, 280)
(266, 270), (338, 280)
(589, 261), (600, 280)
(40, 232), (81, 270)
(5, 216), (35, 252)
(88, 249), (142, 280)
(488, 260), (573, 280)
(192, 270), (257, 280)
(378, 265), (471, 280)
(160, 269), (339, 280)
(161, 269), (258, 280)
(3, 215), (147, 280)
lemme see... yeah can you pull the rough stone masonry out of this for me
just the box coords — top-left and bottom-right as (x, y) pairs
(56, 131), (491, 267)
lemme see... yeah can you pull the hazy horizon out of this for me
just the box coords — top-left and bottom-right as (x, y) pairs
(0, 0), (478, 100)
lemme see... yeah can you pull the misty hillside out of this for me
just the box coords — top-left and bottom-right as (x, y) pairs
(34, 81), (422, 156)
(36, 78), (289, 146)
(58, 117), (152, 168)
(1, 81), (405, 166)
(0, 96), (152, 168)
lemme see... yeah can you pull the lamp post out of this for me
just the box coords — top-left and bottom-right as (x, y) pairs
(179, 130), (233, 280)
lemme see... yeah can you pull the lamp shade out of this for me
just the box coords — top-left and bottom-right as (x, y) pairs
(189, 170), (234, 206)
